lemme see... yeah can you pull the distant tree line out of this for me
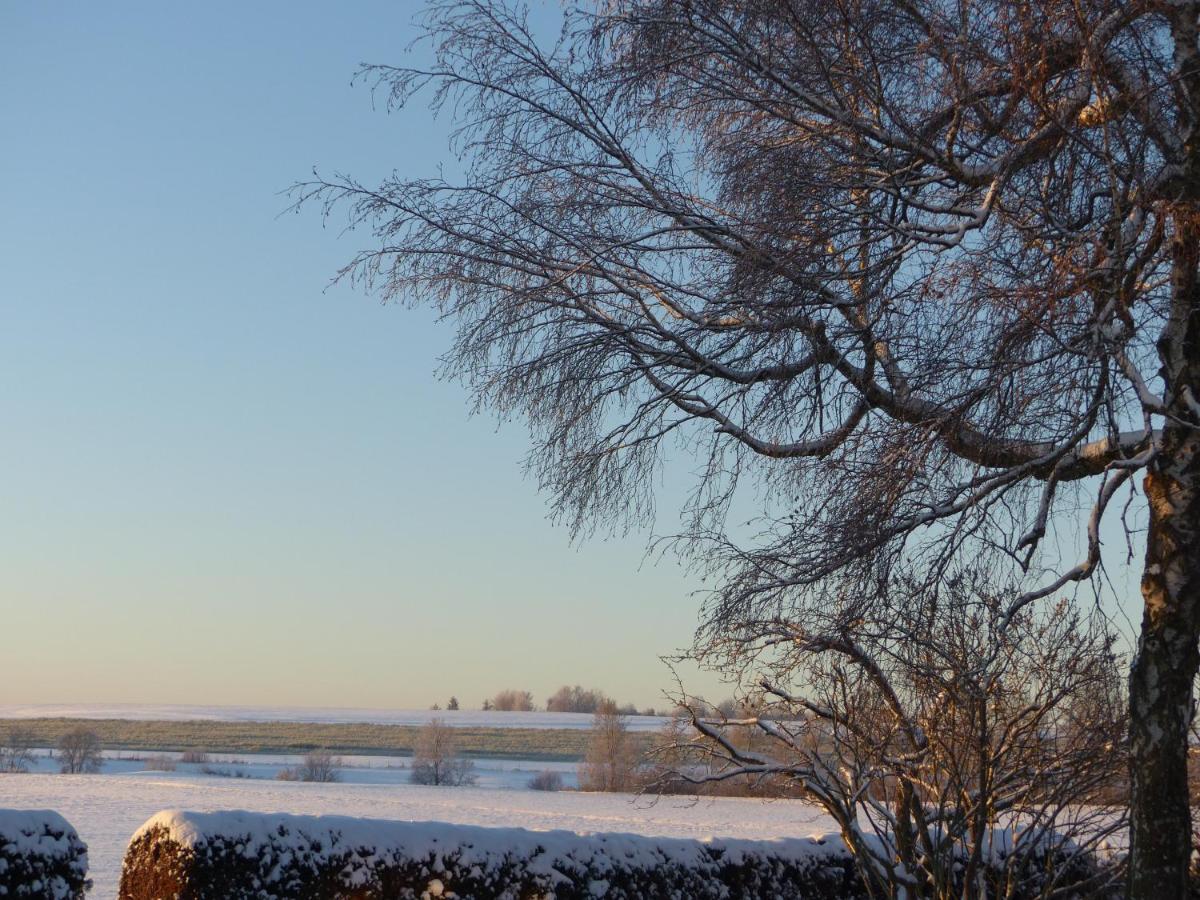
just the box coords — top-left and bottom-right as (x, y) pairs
(442, 686), (665, 716)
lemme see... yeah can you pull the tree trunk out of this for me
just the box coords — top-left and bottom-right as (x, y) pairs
(1127, 216), (1200, 899)
(1128, 461), (1200, 898)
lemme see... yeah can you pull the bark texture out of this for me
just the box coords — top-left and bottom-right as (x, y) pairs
(1128, 219), (1200, 899)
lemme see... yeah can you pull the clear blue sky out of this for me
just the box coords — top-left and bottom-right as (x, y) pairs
(0, 2), (1144, 712)
(0, 1), (732, 710)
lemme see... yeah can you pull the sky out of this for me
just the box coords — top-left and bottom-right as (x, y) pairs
(0, 2), (1146, 712)
(0, 1), (735, 710)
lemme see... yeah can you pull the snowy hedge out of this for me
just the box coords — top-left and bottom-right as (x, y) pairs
(118, 809), (868, 900)
(0, 809), (89, 900)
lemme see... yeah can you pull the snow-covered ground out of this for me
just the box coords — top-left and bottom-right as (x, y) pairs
(19, 749), (581, 791)
(0, 703), (670, 731)
(0, 771), (836, 898)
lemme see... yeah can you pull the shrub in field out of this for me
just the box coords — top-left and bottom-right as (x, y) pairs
(144, 754), (176, 772)
(200, 765), (249, 779)
(527, 770), (564, 791)
(277, 750), (341, 783)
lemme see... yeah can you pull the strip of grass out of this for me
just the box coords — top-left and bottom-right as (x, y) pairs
(0, 718), (654, 762)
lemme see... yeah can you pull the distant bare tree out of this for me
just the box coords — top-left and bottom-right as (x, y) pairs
(579, 701), (641, 792)
(299, 0), (1200, 891)
(300, 749), (341, 783)
(667, 575), (1127, 898)
(276, 749), (341, 783)
(447, 696), (460, 711)
(409, 719), (477, 786)
(57, 728), (102, 774)
(490, 689), (535, 712)
(546, 685), (608, 714)
(0, 727), (37, 774)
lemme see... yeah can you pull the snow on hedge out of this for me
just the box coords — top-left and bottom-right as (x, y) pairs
(119, 809), (867, 899)
(0, 809), (89, 899)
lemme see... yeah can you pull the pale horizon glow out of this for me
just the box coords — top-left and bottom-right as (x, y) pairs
(0, 0), (731, 711)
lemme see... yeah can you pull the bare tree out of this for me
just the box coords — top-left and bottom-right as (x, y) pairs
(409, 718), (477, 786)
(490, 689), (535, 712)
(579, 701), (641, 792)
(298, 0), (1200, 891)
(57, 728), (103, 774)
(546, 685), (608, 714)
(669, 575), (1128, 898)
(276, 750), (341, 782)
(301, 749), (341, 783)
(0, 727), (37, 774)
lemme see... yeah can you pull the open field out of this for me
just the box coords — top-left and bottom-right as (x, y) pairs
(0, 772), (836, 899)
(0, 717), (659, 761)
(0, 704), (672, 730)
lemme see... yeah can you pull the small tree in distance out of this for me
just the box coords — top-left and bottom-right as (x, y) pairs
(276, 749), (341, 782)
(409, 719), (476, 786)
(490, 689), (534, 712)
(0, 727), (36, 773)
(447, 696), (459, 711)
(57, 728), (102, 774)
(546, 685), (607, 714)
(579, 701), (640, 793)
(300, 749), (341, 783)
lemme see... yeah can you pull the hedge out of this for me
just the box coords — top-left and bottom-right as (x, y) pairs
(119, 809), (867, 900)
(0, 809), (89, 899)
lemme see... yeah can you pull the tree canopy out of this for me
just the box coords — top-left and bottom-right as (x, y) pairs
(300, 1), (1200, 894)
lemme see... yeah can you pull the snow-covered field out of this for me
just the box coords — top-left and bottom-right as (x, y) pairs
(0, 703), (670, 731)
(0, 771), (835, 899)
(19, 749), (581, 791)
